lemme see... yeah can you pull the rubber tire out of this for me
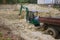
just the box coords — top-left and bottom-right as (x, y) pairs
(45, 27), (58, 38)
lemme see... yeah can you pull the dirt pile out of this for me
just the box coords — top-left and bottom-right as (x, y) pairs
(18, 4), (60, 18)
(0, 17), (25, 40)
(20, 19), (56, 40)
(0, 17), (55, 40)
(0, 4), (60, 18)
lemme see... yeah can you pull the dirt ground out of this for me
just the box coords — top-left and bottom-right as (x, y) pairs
(0, 10), (56, 40)
(0, 10), (25, 40)
(0, 4), (60, 40)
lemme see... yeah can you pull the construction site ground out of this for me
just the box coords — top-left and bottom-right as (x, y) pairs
(0, 4), (60, 40)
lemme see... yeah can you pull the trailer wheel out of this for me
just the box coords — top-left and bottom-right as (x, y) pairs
(45, 27), (58, 38)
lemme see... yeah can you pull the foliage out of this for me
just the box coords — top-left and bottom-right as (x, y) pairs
(17, 0), (37, 3)
(28, 0), (37, 4)
(0, 0), (37, 4)
(53, 4), (60, 10)
(17, 0), (29, 3)
(0, 32), (2, 37)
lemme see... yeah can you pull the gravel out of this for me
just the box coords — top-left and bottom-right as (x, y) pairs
(0, 6), (57, 40)
(0, 16), (56, 40)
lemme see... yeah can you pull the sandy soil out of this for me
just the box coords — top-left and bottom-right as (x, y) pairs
(0, 4), (60, 40)
(0, 10), (56, 40)
(17, 4), (60, 18)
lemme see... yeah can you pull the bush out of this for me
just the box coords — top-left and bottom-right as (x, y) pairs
(17, 0), (29, 3)
(53, 4), (60, 10)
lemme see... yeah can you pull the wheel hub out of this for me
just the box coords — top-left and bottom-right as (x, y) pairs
(48, 30), (53, 35)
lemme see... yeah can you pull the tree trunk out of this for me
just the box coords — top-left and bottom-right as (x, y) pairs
(3, 0), (6, 4)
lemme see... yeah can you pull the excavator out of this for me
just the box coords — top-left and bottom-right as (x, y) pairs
(19, 5), (60, 38)
(19, 5), (40, 27)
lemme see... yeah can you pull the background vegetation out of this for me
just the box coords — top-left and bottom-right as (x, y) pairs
(0, 0), (37, 4)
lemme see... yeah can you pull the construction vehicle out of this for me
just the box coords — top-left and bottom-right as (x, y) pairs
(19, 5), (40, 26)
(19, 5), (60, 38)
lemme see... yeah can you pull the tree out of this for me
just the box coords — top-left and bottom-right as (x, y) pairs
(28, 0), (37, 3)
(17, 0), (29, 3)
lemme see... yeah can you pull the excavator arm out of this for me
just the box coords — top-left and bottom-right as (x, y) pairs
(19, 5), (29, 20)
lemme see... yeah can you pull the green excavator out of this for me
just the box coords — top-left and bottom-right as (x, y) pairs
(19, 5), (40, 26)
(19, 5), (60, 38)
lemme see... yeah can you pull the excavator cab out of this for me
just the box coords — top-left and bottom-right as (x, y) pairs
(28, 11), (40, 26)
(27, 11), (37, 22)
